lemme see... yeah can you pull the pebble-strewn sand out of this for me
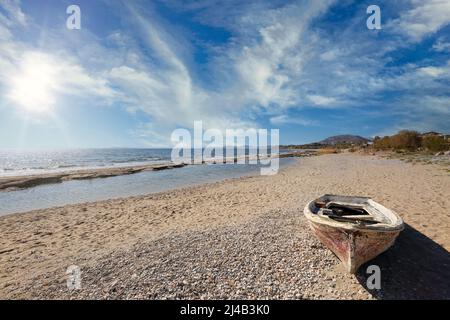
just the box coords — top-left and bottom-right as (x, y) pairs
(0, 154), (449, 299)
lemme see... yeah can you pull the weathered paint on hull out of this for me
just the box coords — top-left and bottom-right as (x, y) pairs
(308, 221), (401, 273)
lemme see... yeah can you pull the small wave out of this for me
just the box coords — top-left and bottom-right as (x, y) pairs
(29, 166), (50, 170)
(111, 157), (165, 164)
(55, 164), (77, 169)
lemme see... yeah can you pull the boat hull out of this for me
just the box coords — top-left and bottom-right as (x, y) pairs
(308, 220), (401, 273)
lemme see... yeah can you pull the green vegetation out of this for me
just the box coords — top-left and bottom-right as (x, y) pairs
(422, 135), (448, 152)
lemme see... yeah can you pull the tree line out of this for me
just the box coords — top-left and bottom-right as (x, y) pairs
(373, 130), (449, 152)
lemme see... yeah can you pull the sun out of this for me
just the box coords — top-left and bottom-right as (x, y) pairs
(8, 53), (57, 113)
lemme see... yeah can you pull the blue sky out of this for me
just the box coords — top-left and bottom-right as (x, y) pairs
(0, 0), (449, 148)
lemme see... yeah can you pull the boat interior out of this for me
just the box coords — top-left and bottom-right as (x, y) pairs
(313, 198), (390, 226)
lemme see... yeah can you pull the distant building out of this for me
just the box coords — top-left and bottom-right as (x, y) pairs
(422, 131), (442, 137)
(421, 131), (450, 141)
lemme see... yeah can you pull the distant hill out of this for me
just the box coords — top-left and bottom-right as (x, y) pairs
(318, 135), (371, 146)
(282, 134), (371, 149)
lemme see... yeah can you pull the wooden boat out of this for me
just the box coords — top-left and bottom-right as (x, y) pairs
(303, 194), (404, 273)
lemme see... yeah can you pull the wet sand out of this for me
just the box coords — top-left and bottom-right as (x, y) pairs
(0, 153), (449, 299)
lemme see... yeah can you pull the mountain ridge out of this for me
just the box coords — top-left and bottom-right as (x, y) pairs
(318, 135), (371, 146)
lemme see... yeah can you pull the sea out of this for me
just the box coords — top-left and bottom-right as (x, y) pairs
(0, 148), (296, 216)
(0, 148), (174, 176)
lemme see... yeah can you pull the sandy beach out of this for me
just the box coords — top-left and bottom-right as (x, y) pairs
(0, 153), (449, 299)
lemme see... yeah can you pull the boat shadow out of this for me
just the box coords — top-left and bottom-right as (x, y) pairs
(355, 223), (450, 299)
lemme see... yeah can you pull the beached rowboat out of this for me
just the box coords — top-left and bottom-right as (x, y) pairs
(303, 194), (404, 273)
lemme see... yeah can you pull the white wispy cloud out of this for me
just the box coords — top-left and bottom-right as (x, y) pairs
(229, 1), (336, 110)
(432, 38), (450, 52)
(387, 0), (450, 42)
(270, 114), (317, 126)
(0, 0), (26, 26)
(107, 2), (258, 136)
(307, 95), (337, 107)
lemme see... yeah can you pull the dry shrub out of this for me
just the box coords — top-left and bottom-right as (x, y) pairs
(390, 130), (422, 150)
(373, 130), (421, 151)
(422, 135), (448, 152)
(318, 148), (339, 155)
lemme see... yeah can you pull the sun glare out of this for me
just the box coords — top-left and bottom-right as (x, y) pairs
(8, 53), (57, 113)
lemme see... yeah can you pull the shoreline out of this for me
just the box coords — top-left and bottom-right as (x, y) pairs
(0, 151), (311, 192)
(0, 162), (186, 192)
(0, 158), (296, 218)
(1, 153), (449, 299)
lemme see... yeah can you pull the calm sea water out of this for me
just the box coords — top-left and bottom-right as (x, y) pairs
(0, 148), (291, 176)
(0, 148), (173, 176)
(0, 148), (295, 216)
